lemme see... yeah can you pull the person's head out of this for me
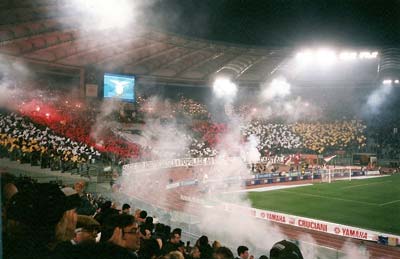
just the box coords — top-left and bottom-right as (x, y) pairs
(145, 216), (153, 224)
(74, 181), (85, 194)
(259, 255), (269, 259)
(237, 246), (249, 259)
(101, 214), (140, 251)
(122, 203), (131, 214)
(6, 183), (80, 245)
(170, 231), (181, 244)
(213, 246), (234, 259)
(101, 200), (112, 211)
(164, 225), (171, 236)
(269, 240), (303, 259)
(140, 224), (152, 240)
(172, 228), (182, 236)
(73, 215), (100, 244)
(191, 245), (201, 259)
(139, 210), (147, 221)
(212, 240), (222, 250)
(134, 209), (141, 219)
(167, 251), (185, 259)
(197, 235), (209, 247)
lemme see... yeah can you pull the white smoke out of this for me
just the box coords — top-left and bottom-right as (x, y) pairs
(0, 55), (34, 110)
(341, 240), (370, 259)
(241, 134), (261, 163)
(261, 78), (291, 101)
(255, 96), (322, 122)
(364, 84), (393, 115)
(62, 0), (158, 31)
(90, 99), (120, 143)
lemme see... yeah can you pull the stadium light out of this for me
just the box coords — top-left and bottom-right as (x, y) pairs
(316, 49), (337, 66)
(295, 50), (314, 64)
(395, 80), (400, 84)
(359, 51), (378, 59)
(212, 77), (238, 98)
(339, 51), (357, 61)
(74, 0), (134, 29)
(382, 79), (392, 85)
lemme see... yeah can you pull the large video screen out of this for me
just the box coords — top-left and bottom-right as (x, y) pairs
(103, 73), (135, 102)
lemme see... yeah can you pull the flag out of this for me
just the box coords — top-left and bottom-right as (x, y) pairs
(284, 156), (292, 165)
(323, 155), (336, 163)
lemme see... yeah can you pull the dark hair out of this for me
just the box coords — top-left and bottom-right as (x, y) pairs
(140, 224), (149, 236)
(172, 228), (182, 236)
(237, 246), (249, 256)
(164, 225), (171, 236)
(270, 240), (303, 259)
(139, 210), (147, 219)
(145, 216), (153, 224)
(198, 235), (209, 246)
(122, 203), (130, 210)
(259, 255), (269, 259)
(155, 223), (164, 233)
(100, 214), (136, 242)
(214, 246), (234, 259)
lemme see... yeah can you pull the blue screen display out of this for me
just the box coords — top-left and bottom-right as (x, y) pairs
(103, 73), (135, 102)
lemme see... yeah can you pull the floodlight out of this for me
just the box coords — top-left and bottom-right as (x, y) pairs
(75, 0), (134, 29)
(339, 51), (357, 61)
(316, 49), (337, 66)
(212, 77), (238, 98)
(383, 79), (392, 85)
(295, 50), (314, 64)
(359, 51), (378, 59)
(395, 80), (400, 84)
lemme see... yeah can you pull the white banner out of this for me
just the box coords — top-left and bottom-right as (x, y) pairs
(180, 195), (399, 244)
(123, 157), (218, 174)
(222, 203), (400, 244)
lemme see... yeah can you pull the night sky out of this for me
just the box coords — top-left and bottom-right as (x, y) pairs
(148, 0), (400, 47)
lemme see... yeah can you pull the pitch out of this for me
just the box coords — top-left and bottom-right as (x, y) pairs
(247, 174), (400, 235)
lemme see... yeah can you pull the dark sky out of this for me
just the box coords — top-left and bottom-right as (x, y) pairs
(149, 0), (400, 47)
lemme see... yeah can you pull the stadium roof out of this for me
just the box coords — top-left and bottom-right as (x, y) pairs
(0, 0), (390, 87)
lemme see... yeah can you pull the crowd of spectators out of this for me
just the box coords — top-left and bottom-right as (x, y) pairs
(242, 121), (302, 154)
(0, 111), (100, 173)
(291, 121), (367, 154)
(2, 174), (303, 259)
(2, 83), (397, 166)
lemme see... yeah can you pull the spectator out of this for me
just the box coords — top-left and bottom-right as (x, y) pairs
(4, 183), (80, 259)
(236, 246), (250, 259)
(167, 251), (185, 259)
(73, 215), (100, 244)
(74, 181), (96, 216)
(214, 246), (234, 259)
(212, 240), (222, 251)
(197, 235), (213, 259)
(163, 229), (181, 254)
(53, 215), (100, 256)
(269, 240), (303, 259)
(94, 200), (119, 225)
(190, 245), (201, 259)
(122, 203), (131, 214)
(96, 214), (141, 258)
(138, 210), (148, 224)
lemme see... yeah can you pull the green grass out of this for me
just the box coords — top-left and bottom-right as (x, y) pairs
(247, 174), (400, 235)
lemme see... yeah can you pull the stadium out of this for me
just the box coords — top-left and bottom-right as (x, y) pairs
(1, 1), (400, 259)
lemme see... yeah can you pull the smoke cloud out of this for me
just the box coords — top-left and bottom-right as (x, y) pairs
(364, 84), (393, 115)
